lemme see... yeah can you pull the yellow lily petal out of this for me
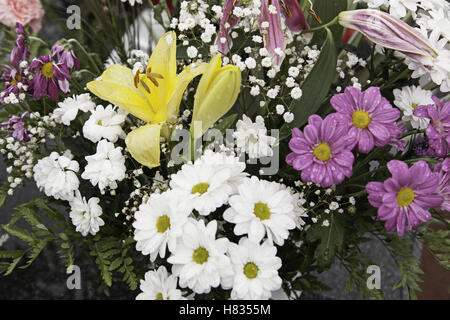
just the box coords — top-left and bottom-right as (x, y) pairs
(191, 62), (241, 140)
(125, 123), (161, 168)
(147, 31), (177, 112)
(166, 62), (209, 123)
(87, 65), (155, 123)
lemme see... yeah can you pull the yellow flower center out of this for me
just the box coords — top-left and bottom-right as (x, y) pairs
(191, 182), (209, 195)
(155, 293), (163, 300)
(313, 142), (332, 162)
(412, 103), (419, 109)
(193, 247), (209, 264)
(396, 188), (415, 207)
(41, 62), (54, 79)
(254, 202), (271, 220)
(352, 110), (371, 129)
(156, 215), (170, 233)
(243, 262), (259, 279)
(10, 80), (17, 86)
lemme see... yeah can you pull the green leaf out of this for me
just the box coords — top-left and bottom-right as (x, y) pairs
(0, 250), (25, 259)
(0, 190), (6, 208)
(306, 213), (345, 267)
(2, 225), (35, 243)
(282, 28), (337, 137)
(4, 254), (24, 276)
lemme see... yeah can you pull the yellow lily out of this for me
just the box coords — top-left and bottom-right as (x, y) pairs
(87, 31), (207, 167)
(191, 55), (241, 140)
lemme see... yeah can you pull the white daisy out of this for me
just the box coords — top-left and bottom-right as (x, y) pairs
(393, 85), (433, 129)
(353, 0), (420, 18)
(82, 105), (127, 143)
(416, 8), (450, 42)
(167, 219), (233, 294)
(283, 186), (308, 229)
(195, 149), (247, 192)
(81, 140), (126, 193)
(226, 238), (282, 300)
(136, 266), (185, 300)
(52, 94), (96, 126)
(233, 115), (277, 159)
(133, 189), (191, 261)
(33, 151), (79, 201)
(223, 176), (297, 246)
(404, 30), (450, 93)
(69, 191), (104, 237)
(169, 151), (245, 216)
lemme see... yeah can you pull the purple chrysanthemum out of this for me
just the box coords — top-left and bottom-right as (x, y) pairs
(51, 43), (80, 70)
(434, 158), (450, 212)
(286, 114), (355, 188)
(28, 54), (71, 100)
(1, 111), (30, 142)
(0, 23), (31, 104)
(413, 96), (450, 158)
(331, 86), (405, 153)
(366, 160), (443, 236)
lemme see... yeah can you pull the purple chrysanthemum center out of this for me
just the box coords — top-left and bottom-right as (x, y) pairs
(313, 142), (331, 162)
(396, 187), (415, 207)
(352, 110), (371, 129)
(41, 62), (54, 79)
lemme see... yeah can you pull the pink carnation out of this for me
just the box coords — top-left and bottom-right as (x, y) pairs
(0, 0), (45, 33)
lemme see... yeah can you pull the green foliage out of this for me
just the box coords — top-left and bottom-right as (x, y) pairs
(420, 224), (450, 270)
(306, 213), (345, 268)
(281, 28), (337, 139)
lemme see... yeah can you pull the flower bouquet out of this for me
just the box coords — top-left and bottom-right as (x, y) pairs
(0, 0), (448, 300)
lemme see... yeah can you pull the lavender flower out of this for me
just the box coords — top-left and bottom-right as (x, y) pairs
(331, 86), (405, 154)
(1, 112), (30, 142)
(286, 114), (355, 188)
(434, 158), (450, 212)
(28, 54), (71, 100)
(413, 136), (429, 157)
(414, 96), (450, 158)
(366, 160), (443, 236)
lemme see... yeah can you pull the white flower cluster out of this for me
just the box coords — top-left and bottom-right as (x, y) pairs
(52, 94), (96, 126)
(233, 115), (277, 159)
(33, 150), (80, 201)
(134, 150), (308, 300)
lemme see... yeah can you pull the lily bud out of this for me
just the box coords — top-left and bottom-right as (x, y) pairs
(260, 0), (286, 66)
(280, 0), (310, 33)
(338, 9), (437, 66)
(191, 55), (241, 140)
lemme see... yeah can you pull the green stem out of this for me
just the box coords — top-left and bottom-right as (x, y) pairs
(301, 16), (339, 34)
(68, 39), (101, 75)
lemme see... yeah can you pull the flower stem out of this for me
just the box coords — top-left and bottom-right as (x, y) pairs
(301, 16), (339, 34)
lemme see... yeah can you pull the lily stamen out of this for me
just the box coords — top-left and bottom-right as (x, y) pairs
(146, 67), (164, 87)
(280, 0), (292, 18)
